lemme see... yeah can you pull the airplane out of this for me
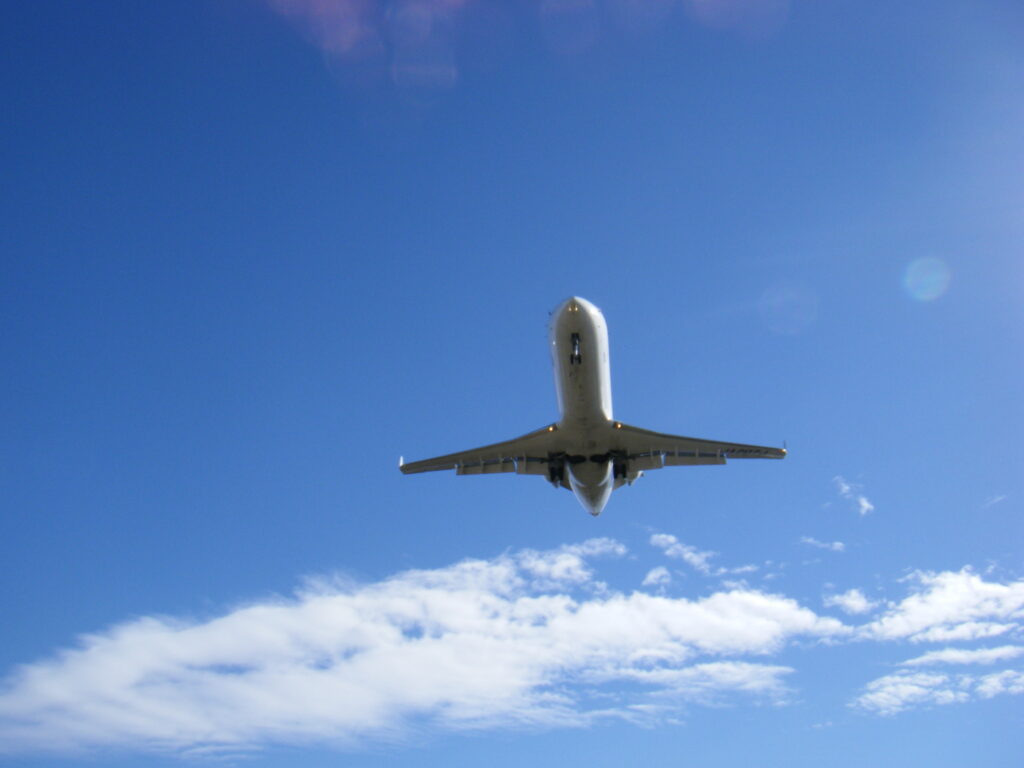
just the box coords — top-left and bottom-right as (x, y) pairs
(400, 297), (786, 516)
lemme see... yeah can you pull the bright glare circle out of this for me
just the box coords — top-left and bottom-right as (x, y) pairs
(904, 258), (951, 301)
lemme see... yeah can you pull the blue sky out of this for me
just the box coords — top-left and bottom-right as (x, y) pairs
(1, 1), (1022, 765)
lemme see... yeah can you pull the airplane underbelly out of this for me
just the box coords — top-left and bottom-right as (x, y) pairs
(550, 303), (612, 424)
(568, 459), (613, 516)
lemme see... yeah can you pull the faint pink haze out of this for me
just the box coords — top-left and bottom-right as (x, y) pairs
(608, 0), (676, 35)
(267, 0), (382, 57)
(267, 0), (476, 89)
(264, 1), (793, 91)
(684, 0), (790, 37)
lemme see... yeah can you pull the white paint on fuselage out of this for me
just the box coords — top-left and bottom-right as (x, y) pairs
(549, 297), (615, 516)
(549, 296), (612, 423)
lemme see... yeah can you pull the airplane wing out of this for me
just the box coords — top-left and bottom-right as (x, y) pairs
(399, 424), (562, 477)
(613, 422), (786, 467)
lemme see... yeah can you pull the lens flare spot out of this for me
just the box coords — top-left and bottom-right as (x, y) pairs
(904, 258), (951, 302)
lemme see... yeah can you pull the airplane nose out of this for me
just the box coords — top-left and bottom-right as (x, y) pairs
(568, 462), (612, 516)
(581, 492), (609, 517)
(558, 296), (591, 316)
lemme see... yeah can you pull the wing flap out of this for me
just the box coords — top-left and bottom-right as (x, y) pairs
(664, 454), (727, 466)
(399, 424), (561, 476)
(614, 422), (785, 464)
(456, 459), (516, 475)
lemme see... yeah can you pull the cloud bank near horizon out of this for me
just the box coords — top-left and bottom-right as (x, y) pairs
(0, 538), (840, 756)
(0, 538), (1021, 757)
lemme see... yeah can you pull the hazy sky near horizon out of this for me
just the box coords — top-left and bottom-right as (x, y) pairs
(2, 1), (1023, 766)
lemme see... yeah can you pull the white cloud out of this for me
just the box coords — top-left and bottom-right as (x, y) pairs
(833, 475), (874, 515)
(649, 534), (716, 574)
(518, 538), (626, 589)
(0, 541), (845, 756)
(853, 668), (1024, 715)
(980, 494), (1007, 509)
(900, 645), (1024, 667)
(909, 622), (1017, 643)
(824, 589), (877, 615)
(721, 564), (759, 575)
(642, 566), (671, 588)
(592, 661), (795, 705)
(974, 669), (1024, 698)
(859, 568), (1024, 643)
(852, 671), (970, 715)
(801, 537), (845, 552)
(566, 538), (628, 557)
(648, 535), (756, 578)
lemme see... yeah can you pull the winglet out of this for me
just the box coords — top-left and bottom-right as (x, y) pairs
(399, 456), (404, 468)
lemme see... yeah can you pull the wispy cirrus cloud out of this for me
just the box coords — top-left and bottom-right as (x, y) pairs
(649, 534), (757, 577)
(899, 645), (1024, 667)
(650, 533), (717, 574)
(833, 475), (875, 516)
(0, 539), (843, 757)
(801, 536), (845, 553)
(980, 494), (1008, 509)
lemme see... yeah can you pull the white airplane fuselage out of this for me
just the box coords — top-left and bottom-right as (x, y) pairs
(549, 297), (616, 516)
(399, 296), (785, 516)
